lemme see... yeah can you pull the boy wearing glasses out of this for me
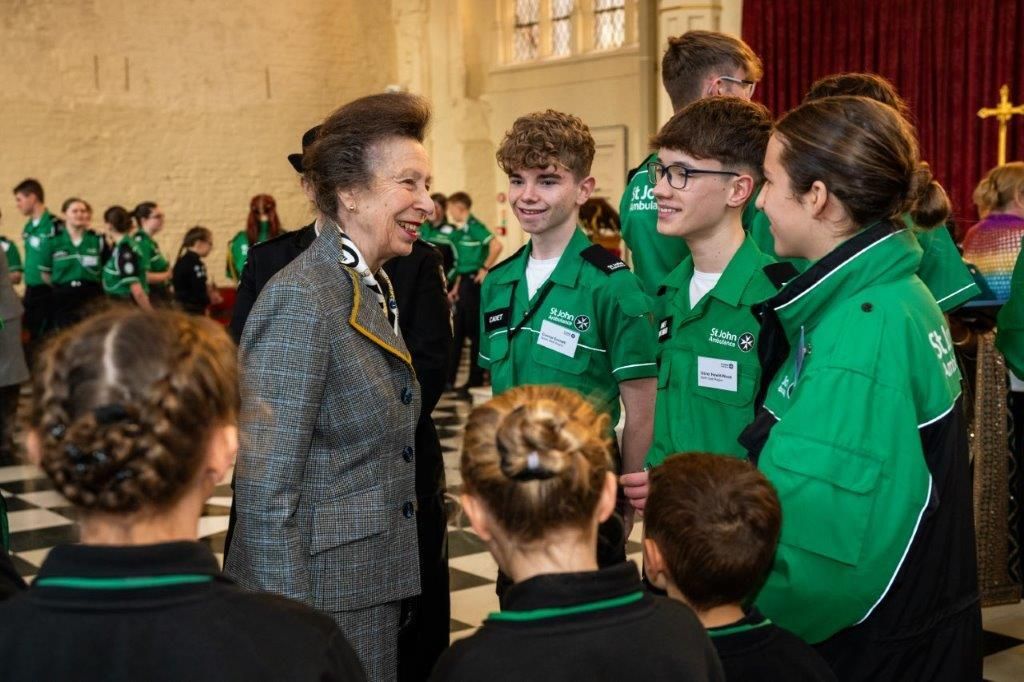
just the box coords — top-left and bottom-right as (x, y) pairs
(620, 30), (761, 294)
(621, 97), (786, 513)
(479, 110), (657, 582)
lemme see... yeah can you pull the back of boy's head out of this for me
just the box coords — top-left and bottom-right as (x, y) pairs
(461, 385), (611, 542)
(496, 109), (596, 180)
(447, 191), (472, 209)
(646, 453), (781, 612)
(651, 97), (773, 183)
(662, 31), (763, 111)
(804, 72), (909, 119)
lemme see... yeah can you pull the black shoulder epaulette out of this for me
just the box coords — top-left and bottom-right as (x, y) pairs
(51, 220), (66, 236)
(488, 245), (526, 273)
(763, 262), (800, 290)
(580, 244), (629, 275)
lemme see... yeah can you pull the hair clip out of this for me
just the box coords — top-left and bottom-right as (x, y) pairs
(64, 444), (86, 462)
(526, 451), (541, 471)
(506, 450), (557, 482)
(94, 404), (130, 424)
(114, 469), (134, 482)
(50, 423), (66, 439)
(92, 451), (108, 465)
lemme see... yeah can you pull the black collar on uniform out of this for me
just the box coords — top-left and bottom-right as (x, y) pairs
(496, 561), (646, 619)
(36, 541), (221, 583)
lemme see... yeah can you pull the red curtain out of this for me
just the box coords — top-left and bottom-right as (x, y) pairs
(742, 0), (1024, 236)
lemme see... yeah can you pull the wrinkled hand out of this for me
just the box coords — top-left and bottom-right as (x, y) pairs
(620, 470), (650, 513)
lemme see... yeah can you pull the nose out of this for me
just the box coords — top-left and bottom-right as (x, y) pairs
(755, 187), (766, 211)
(413, 185), (434, 219)
(518, 180), (541, 203)
(651, 173), (672, 200)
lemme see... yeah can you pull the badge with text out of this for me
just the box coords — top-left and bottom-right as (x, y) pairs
(658, 317), (673, 342)
(484, 308), (510, 333)
(538, 319), (580, 358)
(697, 356), (738, 392)
(81, 255), (99, 267)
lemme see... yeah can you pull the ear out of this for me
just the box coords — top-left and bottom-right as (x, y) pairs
(461, 493), (494, 543)
(595, 471), (618, 523)
(705, 75), (721, 97)
(576, 176), (597, 206)
(805, 180), (830, 219)
(25, 430), (42, 466)
(643, 537), (670, 591)
(336, 188), (359, 216)
(726, 174), (756, 208)
(203, 424), (237, 487)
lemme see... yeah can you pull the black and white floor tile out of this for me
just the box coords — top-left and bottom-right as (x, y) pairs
(2, 351), (1022, 679)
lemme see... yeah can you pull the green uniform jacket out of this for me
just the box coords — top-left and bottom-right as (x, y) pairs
(479, 228), (658, 428)
(451, 216), (493, 275)
(38, 227), (104, 285)
(996, 245), (1024, 377)
(745, 224), (975, 655)
(742, 188), (979, 312)
(648, 236), (781, 465)
(21, 210), (56, 287)
(103, 235), (146, 298)
(1, 237), (22, 273)
(132, 231), (169, 292)
(620, 153), (690, 294)
(226, 224), (271, 281)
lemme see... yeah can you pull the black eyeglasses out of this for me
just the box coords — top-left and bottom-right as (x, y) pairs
(647, 162), (740, 190)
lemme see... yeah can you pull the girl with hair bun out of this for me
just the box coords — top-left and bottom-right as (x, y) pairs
(431, 385), (723, 682)
(742, 96), (980, 679)
(0, 308), (364, 681)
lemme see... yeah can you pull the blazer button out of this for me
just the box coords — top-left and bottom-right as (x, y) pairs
(402, 501), (416, 518)
(401, 387), (414, 405)
(403, 446), (415, 462)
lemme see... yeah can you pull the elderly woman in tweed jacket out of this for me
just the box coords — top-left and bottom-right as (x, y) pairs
(225, 93), (435, 682)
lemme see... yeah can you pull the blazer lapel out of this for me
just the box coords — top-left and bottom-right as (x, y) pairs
(344, 266), (413, 369)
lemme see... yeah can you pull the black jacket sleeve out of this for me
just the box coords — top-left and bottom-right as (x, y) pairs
(229, 249), (262, 343)
(404, 245), (452, 414)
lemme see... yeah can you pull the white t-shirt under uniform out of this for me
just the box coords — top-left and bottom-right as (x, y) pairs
(526, 255), (560, 299)
(689, 269), (722, 309)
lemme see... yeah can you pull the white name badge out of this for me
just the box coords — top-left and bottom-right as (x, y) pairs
(697, 356), (738, 392)
(537, 319), (580, 358)
(81, 255), (99, 267)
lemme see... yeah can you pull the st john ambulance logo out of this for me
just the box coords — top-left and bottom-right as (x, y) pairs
(738, 332), (755, 353)
(573, 315), (591, 332)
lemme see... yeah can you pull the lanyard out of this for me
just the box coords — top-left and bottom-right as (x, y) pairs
(487, 590), (644, 622)
(35, 574), (214, 590)
(507, 279), (556, 340)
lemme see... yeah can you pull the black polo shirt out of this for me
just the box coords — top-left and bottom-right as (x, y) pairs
(430, 561), (724, 681)
(0, 541), (365, 681)
(708, 608), (837, 682)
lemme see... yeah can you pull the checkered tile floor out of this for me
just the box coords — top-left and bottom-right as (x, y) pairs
(3, 348), (1023, 679)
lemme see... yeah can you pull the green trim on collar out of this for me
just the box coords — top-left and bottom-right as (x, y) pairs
(35, 574), (214, 590)
(707, 617), (773, 638)
(487, 590), (644, 622)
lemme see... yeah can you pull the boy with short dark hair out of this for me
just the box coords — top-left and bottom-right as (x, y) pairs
(622, 30), (763, 294)
(644, 453), (837, 681)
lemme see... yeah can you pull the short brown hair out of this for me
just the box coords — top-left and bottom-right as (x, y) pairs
(651, 96), (772, 182)
(30, 309), (239, 513)
(776, 96), (950, 229)
(461, 385), (611, 542)
(974, 161), (1024, 216)
(447, 191), (472, 209)
(304, 92), (431, 219)
(661, 31), (762, 111)
(646, 453), (781, 611)
(496, 110), (596, 180)
(804, 72), (909, 119)
(13, 178), (44, 202)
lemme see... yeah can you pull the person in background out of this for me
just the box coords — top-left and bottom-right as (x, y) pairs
(0, 308), (365, 681)
(14, 178), (56, 356)
(963, 161), (1024, 302)
(620, 31), (762, 294)
(419, 192), (458, 287)
(447, 191), (501, 394)
(430, 385), (723, 682)
(227, 194), (282, 282)
(0, 210), (30, 466)
(173, 226), (217, 315)
(39, 198), (106, 331)
(644, 453), (837, 681)
(131, 202), (172, 305)
(740, 96), (980, 679)
(102, 206), (151, 311)
(0, 233), (22, 285)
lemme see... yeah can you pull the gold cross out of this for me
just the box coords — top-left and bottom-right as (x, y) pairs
(978, 84), (1024, 166)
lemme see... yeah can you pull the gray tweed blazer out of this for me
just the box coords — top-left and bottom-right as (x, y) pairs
(224, 227), (421, 614)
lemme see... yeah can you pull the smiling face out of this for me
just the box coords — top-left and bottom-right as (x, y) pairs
(652, 148), (736, 240)
(508, 165), (593, 240)
(341, 136), (433, 268)
(64, 201), (92, 230)
(757, 134), (819, 259)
